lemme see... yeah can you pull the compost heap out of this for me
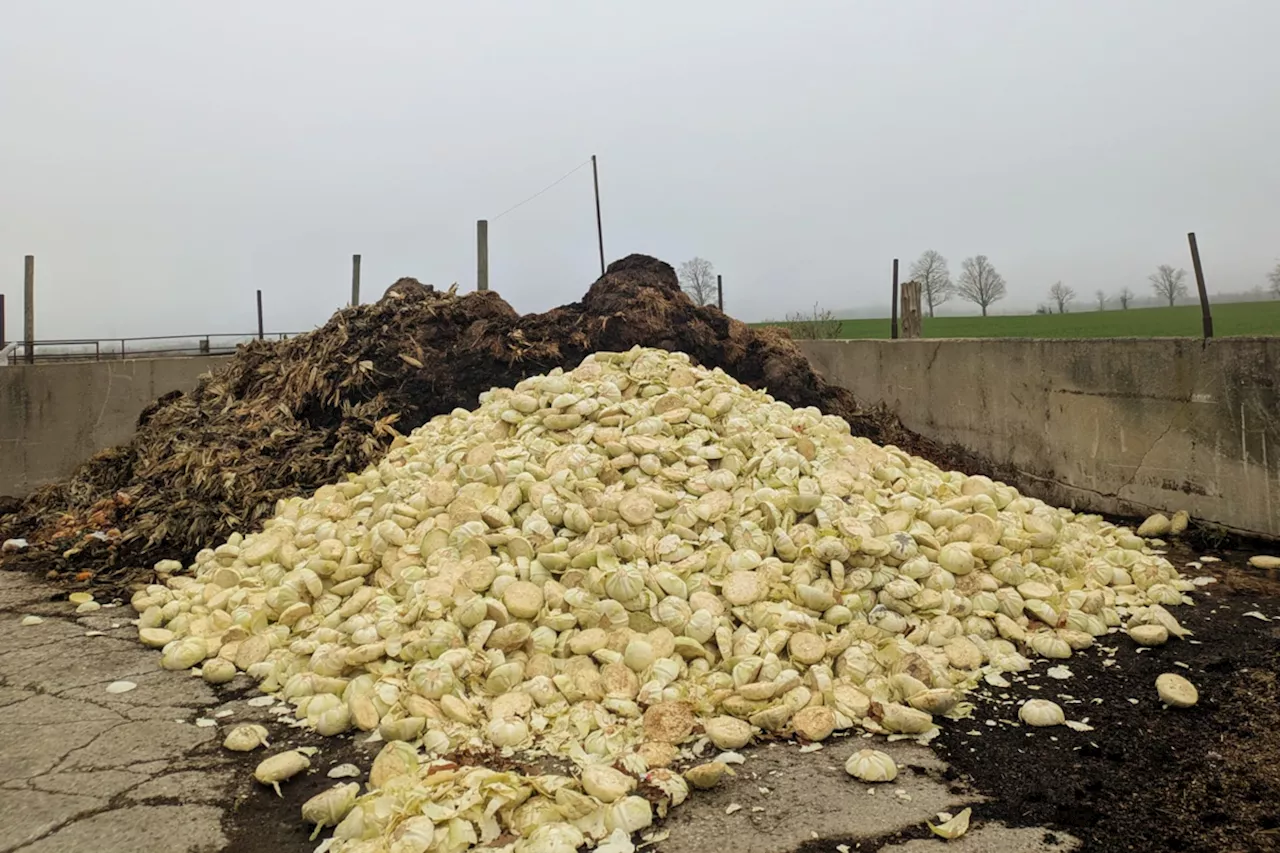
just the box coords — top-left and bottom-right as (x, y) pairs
(132, 347), (1194, 851)
(0, 255), (936, 593)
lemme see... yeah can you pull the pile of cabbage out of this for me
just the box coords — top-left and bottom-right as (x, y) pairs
(130, 347), (1192, 851)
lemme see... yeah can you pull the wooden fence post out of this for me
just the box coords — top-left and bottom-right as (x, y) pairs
(351, 254), (362, 306)
(900, 280), (923, 338)
(24, 255), (34, 363)
(890, 259), (899, 340)
(1187, 232), (1213, 338)
(592, 156), (605, 276)
(477, 220), (489, 291)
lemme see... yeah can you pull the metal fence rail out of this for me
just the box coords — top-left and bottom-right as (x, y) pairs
(3, 332), (305, 365)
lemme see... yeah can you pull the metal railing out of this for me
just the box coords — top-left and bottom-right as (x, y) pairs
(3, 332), (306, 365)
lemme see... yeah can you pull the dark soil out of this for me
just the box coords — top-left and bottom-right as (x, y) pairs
(0, 254), (953, 598)
(219, 712), (379, 851)
(934, 545), (1280, 853)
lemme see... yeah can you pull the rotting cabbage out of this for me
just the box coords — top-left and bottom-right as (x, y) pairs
(129, 347), (1196, 850)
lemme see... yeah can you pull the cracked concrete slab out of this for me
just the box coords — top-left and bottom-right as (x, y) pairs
(0, 577), (66, 611)
(29, 769), (147, 800)
(0, 619), (86, 653)
(0, 719), (117, 779)
(56, 719), (216, 771)
(0, 574), (236, 853)
(4, 692), (127, 724)
(127, 769), (237, 805)
(59, 668), (220, 713)
(0, 789), (105, 853)
(18, 805), (226, 853)
(0, 641), (158, 694)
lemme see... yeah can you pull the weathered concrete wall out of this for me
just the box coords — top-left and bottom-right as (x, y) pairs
(0, 357), (230, 497)
(800, 338), (1280, 539)
(5, 342), (1279, 538)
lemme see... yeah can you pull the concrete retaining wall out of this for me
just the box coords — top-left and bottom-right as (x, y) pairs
(5, 341), (1278, 539)
(800, 338), (1280, 539)
(0, 357), (229, 497)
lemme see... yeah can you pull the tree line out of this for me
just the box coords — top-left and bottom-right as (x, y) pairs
(909, 251), (1009, 316)
(676, 254), (1280, 319)
(918, 252), (1280, 315)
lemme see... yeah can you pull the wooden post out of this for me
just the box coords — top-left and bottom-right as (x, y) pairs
(477, 220), (489, 291)
(351, 254), (362, 306)
(592, 155), (605, 275)
(0, 293), (6, 348)
(900, 280), (923, 338)
(890, 258), (899, 340)
(256, 290), (264, 340)
(23, 255), (34, 363)
(1187, 232), (1213, 338)
(716, 274), (723, 311)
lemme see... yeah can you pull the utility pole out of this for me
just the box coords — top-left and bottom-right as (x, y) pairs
(477, 220), (489, 291)
(351, 254), (362, 306)
(0, 293), (6, 349)
(717, 274), (723, 311)
(256, 290), (264, 340)
(1187, 232), (1213, 339)
(24, 255), (34, 363)
(890, 258), (900, 340)
(592, 155), (605, 275)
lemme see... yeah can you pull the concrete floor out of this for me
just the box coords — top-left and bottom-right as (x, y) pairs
(0, 571), (1077, 853)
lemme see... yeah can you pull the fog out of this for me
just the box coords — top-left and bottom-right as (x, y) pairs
(2, 0), (1278, 339)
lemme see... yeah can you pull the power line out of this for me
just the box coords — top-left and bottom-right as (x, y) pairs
(492, 158), (593, 221)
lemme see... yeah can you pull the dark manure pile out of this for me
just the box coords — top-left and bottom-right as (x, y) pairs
(0, 255), (947, 593)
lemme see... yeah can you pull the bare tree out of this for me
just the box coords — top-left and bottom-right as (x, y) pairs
(955, 255), (1006, 316)
(1095, 290), (1107, 311)
(1048, 281), (1075, 313)
(909, 250), (952, 318)
(678, 257), (717, 306)
(766, 303), (843, 340)
(1148, 264), (1188, 307)
(1268, 262), (1280, 299)
(1117, 287), (1134, 309)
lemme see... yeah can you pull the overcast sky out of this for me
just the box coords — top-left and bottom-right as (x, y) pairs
(2, 1), (1279, 338)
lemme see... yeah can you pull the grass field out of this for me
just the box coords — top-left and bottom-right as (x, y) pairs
(791, 300), (1280, 339)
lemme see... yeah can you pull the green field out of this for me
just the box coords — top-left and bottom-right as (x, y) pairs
(804, 300), (1280, 339)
